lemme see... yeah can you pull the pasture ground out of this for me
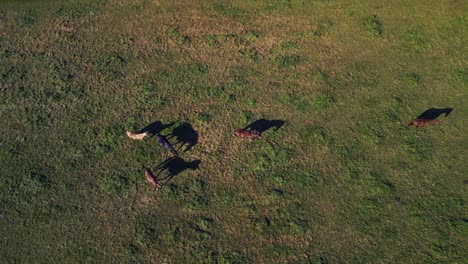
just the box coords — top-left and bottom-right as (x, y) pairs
(0, 0), (467, 262)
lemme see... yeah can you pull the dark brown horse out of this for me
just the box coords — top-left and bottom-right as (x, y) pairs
(234, 129), (261, 139)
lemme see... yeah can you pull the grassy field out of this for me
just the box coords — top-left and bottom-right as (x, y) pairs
(0, 0), (467, 262)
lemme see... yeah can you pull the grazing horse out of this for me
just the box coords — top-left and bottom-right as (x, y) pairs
(144, 168), (161, 189)
(407, 107), (453, 128)
(234, 128), (261, 139)
(407, 118), (441, 128)
(126, 131), (148, 140)
(156, 134), (178, 156)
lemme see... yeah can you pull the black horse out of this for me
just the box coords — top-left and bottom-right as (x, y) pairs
(155, 134), (178, 156)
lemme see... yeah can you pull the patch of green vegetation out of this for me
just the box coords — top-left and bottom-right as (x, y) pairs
(261, 244), (305, 261)
(134, 215), (168, 246)
(312, 69), (340, 88)
(310, 19), (333, 38)
(122, 243), (141, 261)
(187, 62), (208, 76)
(335, 141), (368, 180)
(313, 70), (328, 83)
(249, 142), (291, 172)
(273, 54), (301, 69)
(403, 27), (432, 52)
(132, 144), (161, 165)
(197, 113), (211, 123)
(286, 168), (326, 190)
(239, 48), (260, 62)
(18, 9), (37, 27)
(235, 110), (254, 127)
(363, 15), (383, 36)
(168, 27), (191, 45)
(279, 41), (298, 50)
(239, 31), (260, 44)
(360, 172), (395, 197)
(15, 171), (51, 197)
(0, 64), (28, 94)
(213, 2), (248, 18)
(356, 120), (387, 145)
(271, 174), (285, 186)
(257, 202), (311, 235)
(402, 133), (434, 161)
(209, 251), (252, 263)
(93, 125), (121, 158)
(300, 125), (332, 145)
(264, 0), (293, 12)
(313, 93), (335, 110)
(226, 67), (256, 95)
(269, 188), (284, 198)
(137, 82), (167, 107)
(453, 68), (467, 85)
(100, 174), (130, 195)
(53, 0), (107, 20)
(347, 63), (380, 89)
(25, 106), (54, 128)
(161, 183), (182, 200)
(94, 53), (126, 81)
(204, 34), (219, 47)
(202, 85), (226, 100)
(402, 73), (422, 88)
(45, 61), (80, 102)
(185, 195), (209, 212)
(275, 93), (310, 112)
(68, 243), (101, 262)
(241, 99), (254, 109)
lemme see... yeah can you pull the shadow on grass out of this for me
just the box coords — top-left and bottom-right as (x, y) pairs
(153, 157), (201, 185)
(243, 119), (285, 135)
(416, 108), (454, 119)
(138, 121), (174, 135)
(167, 122), (198, 152)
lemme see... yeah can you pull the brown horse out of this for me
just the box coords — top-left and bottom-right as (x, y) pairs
(407, 118), (441, 128)
(234, 129), (261, 139)
(144, 168), (161, 189)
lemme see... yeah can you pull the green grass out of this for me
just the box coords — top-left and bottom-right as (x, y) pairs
(273, 54), (301, 69)
(0, 0), (467, 263)
(363, 15), (383, 36)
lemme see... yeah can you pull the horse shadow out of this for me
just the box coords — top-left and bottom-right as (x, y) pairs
(138, 121), (174, 136)
(243, 119), (285, 135)
(416, 108), (453, 120)
(153, 157), (201, 185)
(167, 122), (198, 152)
